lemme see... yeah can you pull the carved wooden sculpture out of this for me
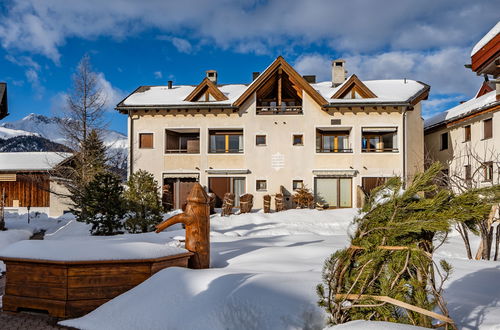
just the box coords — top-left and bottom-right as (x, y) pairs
(221, 193), (235, 216)
(239, 194), (253, 213)
(263, 195), (271, 213)
(275, 193), (284, 212)
(156, 183), (210, 269)
(208, 193), (216, 214)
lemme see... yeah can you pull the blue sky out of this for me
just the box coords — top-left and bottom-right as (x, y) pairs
(0, 0), (498, 134)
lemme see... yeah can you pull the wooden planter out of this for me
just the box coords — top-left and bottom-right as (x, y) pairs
(1, 252), (193, 318)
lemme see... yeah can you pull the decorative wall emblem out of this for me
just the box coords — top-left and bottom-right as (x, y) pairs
(271, 152), (285, 171)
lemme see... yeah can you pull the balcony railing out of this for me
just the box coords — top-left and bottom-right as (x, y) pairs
(362, 148), (399, 153)
(208, 148), (244, 154)
(165, 149), (200, 154)
(316, 148), (353, 153)
(256, 105), (303, 115)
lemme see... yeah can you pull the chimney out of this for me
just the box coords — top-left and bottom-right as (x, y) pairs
(332, 59), (346, 87)
(167, 80), (173, 89)
(206, 70), (218, 84)
(303, 75), (316, 84)
(252, 72), (260, 81)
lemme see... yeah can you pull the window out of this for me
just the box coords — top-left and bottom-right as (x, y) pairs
(465, 165), (472, 181)
(209, 129), (243, 153)
(483, 162), (493, 182)
(165, 129), (200, 153)
(484, 118), (493, 139)
(316, 129), (351, 153)
(440, 132), (449, 150)
(464, 125), (471, 142)
(256, 180), (267, 191)
(139, 133), (153, 149)
(292, 180), (304, 190)
(256, 135), (266, 146)
(362, 128), (398, 152)
(293, 134), (304, 146)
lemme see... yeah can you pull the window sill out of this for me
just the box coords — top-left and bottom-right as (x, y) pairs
(481, 137), (493, 141)
(256, 145), (267, 147)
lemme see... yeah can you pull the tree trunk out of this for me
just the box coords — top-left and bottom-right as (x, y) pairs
(494, 225), (500, 261)
(457, 223), (472, 260)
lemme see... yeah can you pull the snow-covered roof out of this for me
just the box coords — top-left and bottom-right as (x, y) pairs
(313, 79), (426, 104)
(471, 21), (500, 56)
(424, 91), (499, 129)
(122, 84), (248, 106)
(0, 152), (72, 171)
(120, 79), (427, 108)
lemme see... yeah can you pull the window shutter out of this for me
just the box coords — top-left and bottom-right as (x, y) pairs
(484, 119), (492, 139)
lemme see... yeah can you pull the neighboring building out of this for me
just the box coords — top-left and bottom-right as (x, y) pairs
(424, 21), (499, 191)
(0, 152), (72, 216)
(0, 82), (8, 120)
(116, 56), (429, 210)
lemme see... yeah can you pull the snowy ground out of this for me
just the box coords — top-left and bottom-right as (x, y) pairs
(1, 209), (500, 329)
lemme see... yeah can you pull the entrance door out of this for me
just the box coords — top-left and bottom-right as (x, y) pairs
(314, 177), (352, 208)
(208, 177), (246, 207)
(163, 177), (197, 210)
(208, 177), (231, 207)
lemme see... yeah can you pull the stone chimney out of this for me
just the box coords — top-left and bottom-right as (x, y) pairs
(252, 72), (260, 81)
(167, 80), (173, 89)
(332, 59), (346, 87)
(206, 70), (218, 84)
(303, 75), (316, 84)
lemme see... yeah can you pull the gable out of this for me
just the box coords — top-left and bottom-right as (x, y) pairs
(331, 75), (377, 99)
(233, 56), (327, 107)
(475, 81), (494, 98)
(184, 77), (228, 102)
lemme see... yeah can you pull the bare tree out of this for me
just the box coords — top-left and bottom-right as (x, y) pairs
(426, 140), (500, 260)
(59, 55), (107, 149)
(53, 56), (110, 211)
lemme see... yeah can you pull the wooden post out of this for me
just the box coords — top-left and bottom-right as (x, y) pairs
(156, 183), (210, 269)
(263, 195), (271, 213)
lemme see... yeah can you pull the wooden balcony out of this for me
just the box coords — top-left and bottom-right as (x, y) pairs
(256, 105), (303, 115)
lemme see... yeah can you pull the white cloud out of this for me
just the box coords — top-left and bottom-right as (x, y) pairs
(0, 1), (498, 61)
(25, 67), (44, 98)
(154, 71), (163, 79)
(96, 72), (125, 110)
(169, 37), (192, 54)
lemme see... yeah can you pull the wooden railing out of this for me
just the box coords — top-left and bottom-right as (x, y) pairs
(256, 105), (303, 115)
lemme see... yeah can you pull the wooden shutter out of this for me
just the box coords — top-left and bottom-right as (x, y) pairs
(484, 119), (492, 139)
(139, 133), (153, 149)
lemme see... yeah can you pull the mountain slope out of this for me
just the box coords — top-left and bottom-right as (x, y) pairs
(0, 135), (71, 152)
(0, 113), (127, 150)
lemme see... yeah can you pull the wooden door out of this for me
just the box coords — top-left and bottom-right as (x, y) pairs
(178, 180), (196, 209)
(362, 177), (387, 196)
(208, 177), (231, 207)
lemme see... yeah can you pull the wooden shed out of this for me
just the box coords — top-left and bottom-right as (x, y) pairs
(0, 152), (72, 216)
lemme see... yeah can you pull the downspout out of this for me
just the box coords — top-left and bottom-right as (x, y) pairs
(128, 111), (134, 178)
(402, 106), (408, 187)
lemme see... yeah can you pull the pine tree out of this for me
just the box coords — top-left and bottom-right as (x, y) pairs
(317, 163), (456, 328)
(123, 170), (163, 233)
(57, 129), (108, 213)
(74, 172), (125, 235)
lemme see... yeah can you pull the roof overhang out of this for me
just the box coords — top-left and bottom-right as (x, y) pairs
(205, 169), (250, 175)
(324, 81), (429, 110)
(312, 169), (358, 177)
(471, 33), (500, 76)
